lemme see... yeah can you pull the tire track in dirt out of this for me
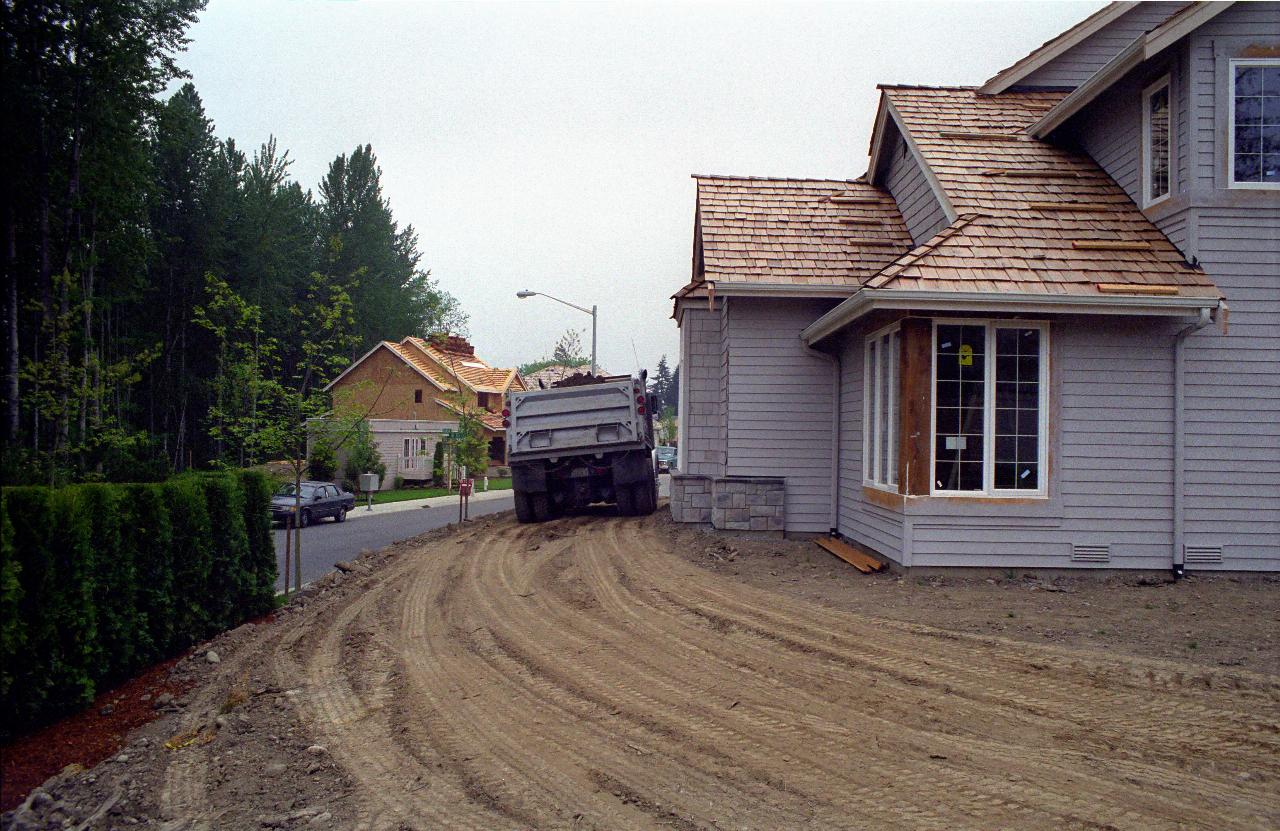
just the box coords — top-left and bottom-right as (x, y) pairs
(149, 511), (1280, 831)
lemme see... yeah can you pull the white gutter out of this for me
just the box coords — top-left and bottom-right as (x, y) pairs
(802, 289), (1222, 346)
(711, 281), (857, 299)
(1172, 304), (1218, 577)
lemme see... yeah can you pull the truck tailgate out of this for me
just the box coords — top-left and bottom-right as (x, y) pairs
(508, 381), (640, 456)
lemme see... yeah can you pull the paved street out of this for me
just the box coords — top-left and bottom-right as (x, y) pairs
(273, 492), (514, 591)
(271, 476), (669, 592)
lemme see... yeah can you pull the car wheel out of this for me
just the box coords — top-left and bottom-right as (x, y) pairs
(300, 509), (312, 528)
(335, 506), (346, 523)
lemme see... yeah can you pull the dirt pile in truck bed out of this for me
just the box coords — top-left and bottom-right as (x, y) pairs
(5, 512), (1278, 830)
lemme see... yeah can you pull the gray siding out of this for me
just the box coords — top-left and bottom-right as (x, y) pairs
(1182, 208), (1280, 570)
(724, 298), (839, 534)
(677, 306), (724, 477)
(1062, 0), (1280, 571)
(1189, 2), (1280, 191)
(835, 329), (905, 562)
(885, 128), (949, 244)
(1020, 2), (1188, 89)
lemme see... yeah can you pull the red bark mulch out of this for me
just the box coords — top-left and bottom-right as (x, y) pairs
(0, 655), (193, 812)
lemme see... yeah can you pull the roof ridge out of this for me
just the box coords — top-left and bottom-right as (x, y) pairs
(693, 174), (868, 184)
(877, 83), (978, 91)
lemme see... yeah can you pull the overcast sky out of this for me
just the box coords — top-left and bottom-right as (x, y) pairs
(173, 0), (1106, 375)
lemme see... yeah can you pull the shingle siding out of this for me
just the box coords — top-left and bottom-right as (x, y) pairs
(1019, 2), (1189, 89)
(724, 298), (839, 534)
(885, 129), (949, 244)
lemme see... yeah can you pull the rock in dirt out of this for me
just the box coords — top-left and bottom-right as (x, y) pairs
(153, 692), (175, 708)
(206, 650), (221, 664)
(305, 744), (327, 756)
(310, 811), (333, 824)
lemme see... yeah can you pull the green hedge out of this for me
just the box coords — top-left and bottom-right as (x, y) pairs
(0, 470), (276, 738)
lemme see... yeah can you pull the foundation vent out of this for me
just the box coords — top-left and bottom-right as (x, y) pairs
(1071, 543), (1110, 563)
(1184, 545), (1224, 565)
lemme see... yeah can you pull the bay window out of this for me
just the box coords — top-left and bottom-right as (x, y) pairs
(863, 324), (900, 490)
(1230, 59), (1280, 187)
(933, 321), (1048, 496)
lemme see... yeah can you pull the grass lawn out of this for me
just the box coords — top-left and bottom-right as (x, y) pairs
(367, 477), (512, 505)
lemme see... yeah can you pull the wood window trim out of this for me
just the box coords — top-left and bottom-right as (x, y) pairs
(929, 319), (1050, 499)
(862, 322), (901, 492)
(1227, 58), (1280, 190)
(1142, 74), (1173, 208)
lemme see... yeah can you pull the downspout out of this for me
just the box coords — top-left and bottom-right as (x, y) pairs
(802, 341), (841, 534)
(1172, 304), (1217, 579)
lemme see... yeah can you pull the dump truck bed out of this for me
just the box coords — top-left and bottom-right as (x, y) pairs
(507, 376), (650, 463)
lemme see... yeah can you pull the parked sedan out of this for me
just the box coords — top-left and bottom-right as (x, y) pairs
(271, 481), (356, 527)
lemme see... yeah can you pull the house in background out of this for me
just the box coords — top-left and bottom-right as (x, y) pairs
(671, 1), (1278, 572)
(323, 334), (524, 487)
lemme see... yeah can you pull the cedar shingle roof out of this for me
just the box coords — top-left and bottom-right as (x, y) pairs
(695, 175), (912, 287)
(873, 86), (1219, 297)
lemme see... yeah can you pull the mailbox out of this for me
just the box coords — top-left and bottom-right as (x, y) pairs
(459, 478), (474, 497)
(359, 473), (380, 493)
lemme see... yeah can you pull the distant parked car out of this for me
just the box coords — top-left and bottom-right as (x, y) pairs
(271, 481), (356, 527)
(654, 446), (676, 473)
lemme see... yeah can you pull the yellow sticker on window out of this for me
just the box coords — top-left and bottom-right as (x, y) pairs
(959, 344), (974, 366)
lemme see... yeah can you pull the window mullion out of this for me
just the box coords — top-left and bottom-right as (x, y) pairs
(984, 323), (995, 495)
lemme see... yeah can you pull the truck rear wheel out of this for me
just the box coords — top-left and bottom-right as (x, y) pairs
(514, 491), (536, 523)
(532, 493), (552, 522)
(634, 480), (657, 516)
(615, 485), (636, 516)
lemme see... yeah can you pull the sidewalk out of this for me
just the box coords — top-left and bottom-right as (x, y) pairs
(345, 487), (513, 521)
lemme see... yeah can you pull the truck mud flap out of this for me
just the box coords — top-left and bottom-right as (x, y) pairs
(610, 450), (653, 487)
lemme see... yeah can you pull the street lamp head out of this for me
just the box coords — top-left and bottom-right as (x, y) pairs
(515, 290), (536, 299)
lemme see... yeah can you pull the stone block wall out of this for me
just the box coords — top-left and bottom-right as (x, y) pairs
(669, 473), (712, 524)
(670, 472), (784, 534)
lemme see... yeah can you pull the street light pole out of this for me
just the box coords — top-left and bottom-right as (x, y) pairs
(516, 289), (598, 376)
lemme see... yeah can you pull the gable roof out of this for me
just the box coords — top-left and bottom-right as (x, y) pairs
(870, 85), (1218, 297)
(979, 2), (1144, 94)
(692, 175), (912, 289)
(1029, 1), (1236, 138)
(323, 340), (457, 393)
(402, 336), (525, 394)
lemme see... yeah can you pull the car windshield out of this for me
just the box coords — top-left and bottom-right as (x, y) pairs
(276, 484), (319, 498)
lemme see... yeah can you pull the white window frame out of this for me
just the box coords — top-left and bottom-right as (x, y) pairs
(1228, 58), (1280, 190)
(862, 322), (900, 492)
(1142, 74), (1173, 207)
(929, 319), (1050, 499)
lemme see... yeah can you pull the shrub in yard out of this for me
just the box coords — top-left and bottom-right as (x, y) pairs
(308, 436), (337, 481)
(342, 419), (386, 484)
(124, 482), (174, 661)
(0, 471), (277, 739)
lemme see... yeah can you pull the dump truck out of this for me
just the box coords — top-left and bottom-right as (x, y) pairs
(504, 372), (659, 522)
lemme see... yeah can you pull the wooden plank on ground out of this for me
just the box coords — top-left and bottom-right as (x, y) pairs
(815, 537), (886, 574)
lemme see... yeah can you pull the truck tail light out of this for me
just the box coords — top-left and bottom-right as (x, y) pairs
(635, 394), (645, 403)
(501, 408), (510, 417)
(637, 405), (646, 415)
(502, 418), (510, 427)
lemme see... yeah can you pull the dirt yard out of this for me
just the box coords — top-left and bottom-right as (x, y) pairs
(4, 510), (1278, 830)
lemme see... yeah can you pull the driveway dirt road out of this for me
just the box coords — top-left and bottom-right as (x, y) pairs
(12, 511), (1278, 830)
